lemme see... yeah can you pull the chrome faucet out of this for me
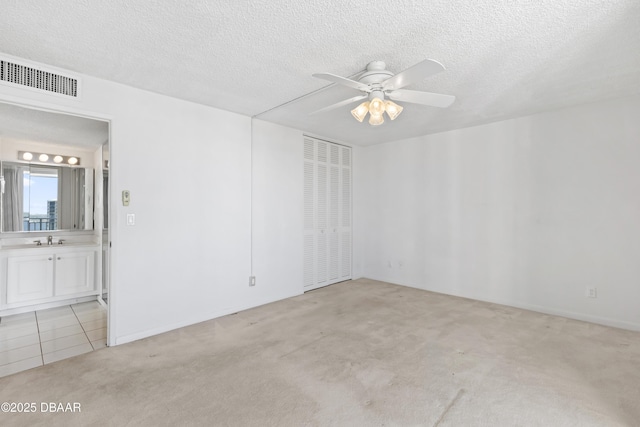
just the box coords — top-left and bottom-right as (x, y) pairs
(47, 235), (53, 245)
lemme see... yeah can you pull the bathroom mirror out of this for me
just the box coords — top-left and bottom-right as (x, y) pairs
(1, 161), (93, 232)
(0, 102), (108, 233)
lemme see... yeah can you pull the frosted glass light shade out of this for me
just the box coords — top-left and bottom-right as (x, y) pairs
(68, 157), (78, 165)
(39, 153), (49, 162)
(369, 97), (385, 116)
(22, 152), (33, 161)
(351, 101), (370, 122)
(384, 100), (403, 120)
(53, 155), (64, 163)
(368, 113), (384, 126)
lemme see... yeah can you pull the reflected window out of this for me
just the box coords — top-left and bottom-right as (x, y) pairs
(23, 166), (59, 231)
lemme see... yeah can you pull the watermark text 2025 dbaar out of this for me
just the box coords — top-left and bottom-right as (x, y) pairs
(1, 402), (81, 413)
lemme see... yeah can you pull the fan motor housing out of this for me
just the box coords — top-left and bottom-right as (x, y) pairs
(358, 61), (394, 85)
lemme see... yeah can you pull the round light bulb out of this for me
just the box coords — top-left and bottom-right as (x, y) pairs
(23, 152), (33, 161)
(68, 157), (78, 165)
(53, 155), (64, 163)
(39, 153), (49, 162)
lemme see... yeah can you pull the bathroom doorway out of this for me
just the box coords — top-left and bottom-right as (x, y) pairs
(0, 102), (112, 370)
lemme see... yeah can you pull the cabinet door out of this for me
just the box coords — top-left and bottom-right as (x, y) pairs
(7, 254), (55, 304)
(55, 251), (95, 296)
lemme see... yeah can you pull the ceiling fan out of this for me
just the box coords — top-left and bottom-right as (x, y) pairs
(311, 59), (455, 126)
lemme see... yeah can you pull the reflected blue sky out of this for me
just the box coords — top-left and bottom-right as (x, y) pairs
(23, 171), (57, 215)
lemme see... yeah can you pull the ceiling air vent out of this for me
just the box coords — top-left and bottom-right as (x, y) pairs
(0, 58), (79, 98)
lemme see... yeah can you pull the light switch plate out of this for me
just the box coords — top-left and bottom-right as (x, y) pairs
(126, 213), (135, 226)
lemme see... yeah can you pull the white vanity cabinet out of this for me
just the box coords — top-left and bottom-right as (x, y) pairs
(1, 245), (98, 311)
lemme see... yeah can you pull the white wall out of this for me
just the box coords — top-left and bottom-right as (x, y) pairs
(108, 88), (255, 344)
(250, 119), (305, 303)
(0, 54), (309, 344)
(362, 95), (640, 330)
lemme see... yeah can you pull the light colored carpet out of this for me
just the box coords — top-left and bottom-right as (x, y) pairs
(1, 278), (639, 426)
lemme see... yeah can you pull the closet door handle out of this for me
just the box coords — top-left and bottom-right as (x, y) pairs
(57, 257), (61, 260)
(48, 257), (53, 261)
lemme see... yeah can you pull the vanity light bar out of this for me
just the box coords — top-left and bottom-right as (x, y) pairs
(18, 151), (80, 166)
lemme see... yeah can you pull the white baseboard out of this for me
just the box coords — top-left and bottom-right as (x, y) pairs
(113, 290), (302, 346)
(366, 277), (640, 332)
(489, 298), (640, 331)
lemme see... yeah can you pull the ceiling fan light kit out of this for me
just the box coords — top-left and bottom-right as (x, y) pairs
(350, 97), (404, 124)
(313, 59), (455, 126)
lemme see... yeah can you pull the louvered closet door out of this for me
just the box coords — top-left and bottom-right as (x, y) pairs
(303, 137), (352, 290)
(316, 141), (329, 287)
(340, 146), (352, 281)
(329, 144), (340, 282)
(303, 139), (315, 288)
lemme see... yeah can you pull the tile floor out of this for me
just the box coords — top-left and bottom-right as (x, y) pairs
(0, 301), (107, 378)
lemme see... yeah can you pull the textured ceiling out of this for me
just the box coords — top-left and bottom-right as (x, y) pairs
(1, 0), (639, 146)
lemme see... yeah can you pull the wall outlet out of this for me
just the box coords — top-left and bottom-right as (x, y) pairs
(586, 287), (597, 298)
(249, 276), (256, 287)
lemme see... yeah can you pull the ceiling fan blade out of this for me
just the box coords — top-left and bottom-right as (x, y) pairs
(309, 95), (368, 115)
(312, 72), (371, 92)
(382, 59), (445, 91)
(387, 89), (455, 108)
